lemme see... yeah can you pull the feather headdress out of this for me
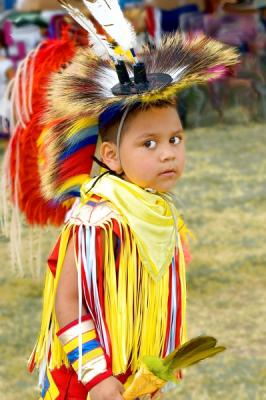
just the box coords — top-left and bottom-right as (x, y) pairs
(4, 0), (239, 225)
(40, 27), (238, 204)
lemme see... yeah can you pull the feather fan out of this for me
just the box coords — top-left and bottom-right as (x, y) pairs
(123, 336), (225, 399)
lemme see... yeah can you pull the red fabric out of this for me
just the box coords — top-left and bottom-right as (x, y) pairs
(51, 364), (131, 397)
(95, 226), (104, 312)
(175, 257), (182, 348)
(163, 260), (172, 356)
(48, 236), (62, 276)
(84, 370), (113, 392)
(146, 7), (156, 38)
(56, 315), (92, 337)
(47, 226), (76, 276)
(95, 226), (113, 365)
(51, 366), (88, 399)
(112, 219), (122, 270)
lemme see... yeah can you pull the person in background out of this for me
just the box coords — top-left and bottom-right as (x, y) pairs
(0, 29), (14, 139)
(146, 0), (205, 43)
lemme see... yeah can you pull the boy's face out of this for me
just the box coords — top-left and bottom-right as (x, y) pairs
(119, 105), (185, 192)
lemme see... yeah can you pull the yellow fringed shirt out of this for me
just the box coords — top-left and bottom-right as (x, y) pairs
(31, 175), (188, 386)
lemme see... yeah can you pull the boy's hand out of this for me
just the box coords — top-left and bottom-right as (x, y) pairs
(89, 376), (125, 400)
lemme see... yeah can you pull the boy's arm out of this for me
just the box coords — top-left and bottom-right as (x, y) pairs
(55, 238), (86, 325)
(55, 238), (124, 400)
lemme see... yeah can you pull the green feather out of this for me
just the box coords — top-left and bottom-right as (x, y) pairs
(163, 336), (217, 367)
(142, 336), (226, 381)
(166, 346), (225, 371)
(142, 356), (165, 374)
(164, 336), (225, 371)
(142, 356), (177, 382)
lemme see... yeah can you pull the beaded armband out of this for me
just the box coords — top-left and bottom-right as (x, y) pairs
(57, 315), (112, 391)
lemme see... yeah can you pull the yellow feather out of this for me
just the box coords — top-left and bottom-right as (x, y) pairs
(66, 116), (98, 140)
(57, 174), (90, 195)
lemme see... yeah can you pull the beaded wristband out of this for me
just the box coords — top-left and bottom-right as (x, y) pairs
(57, 315), (112, 391)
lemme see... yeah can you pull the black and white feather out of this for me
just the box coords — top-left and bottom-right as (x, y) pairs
(59, 0), (116, 60)
(83, 0), (137, 51)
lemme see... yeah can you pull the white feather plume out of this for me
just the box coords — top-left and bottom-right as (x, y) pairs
(83, 0), (137, 51)
(59, 0), (116, 60)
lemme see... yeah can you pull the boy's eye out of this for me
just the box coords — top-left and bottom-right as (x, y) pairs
(170, 136), (181, 145)
(144, 140), (157, 149)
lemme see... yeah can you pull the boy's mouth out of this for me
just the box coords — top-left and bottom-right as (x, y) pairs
(159, 169), (176, 177)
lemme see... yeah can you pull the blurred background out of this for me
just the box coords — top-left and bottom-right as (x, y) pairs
(0, 0), (265, 399)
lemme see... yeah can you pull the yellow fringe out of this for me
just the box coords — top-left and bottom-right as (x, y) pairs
(32, 218), (186, 377)
(178, 236), (187, 345)
(32, 225), (73, 370)
(103, 220), (170, 375)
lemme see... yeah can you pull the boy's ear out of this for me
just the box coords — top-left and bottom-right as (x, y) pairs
(100, 142), (122, 173)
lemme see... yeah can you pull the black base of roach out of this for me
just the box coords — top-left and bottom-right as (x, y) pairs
(112, 60), (173, 95)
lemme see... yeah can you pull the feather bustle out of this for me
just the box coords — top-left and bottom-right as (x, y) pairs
(5, 37), (76, 226)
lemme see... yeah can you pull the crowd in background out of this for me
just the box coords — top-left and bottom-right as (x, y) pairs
(0, 0), (266, 137)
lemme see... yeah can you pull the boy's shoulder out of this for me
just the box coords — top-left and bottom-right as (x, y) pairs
(68, 196), (122, 227)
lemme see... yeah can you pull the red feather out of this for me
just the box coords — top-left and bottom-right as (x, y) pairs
(8, 35), (77, 226)
(57, 144), (96, 185)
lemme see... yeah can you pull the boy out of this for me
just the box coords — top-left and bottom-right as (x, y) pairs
(5, 1), (238, 399)
(55, 102), (186, 400)
(32, 99), (188, 400)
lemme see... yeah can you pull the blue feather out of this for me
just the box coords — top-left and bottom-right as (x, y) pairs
(59, 135), (98, 162)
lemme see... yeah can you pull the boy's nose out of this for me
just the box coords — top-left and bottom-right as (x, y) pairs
(159, 147), (176, 162)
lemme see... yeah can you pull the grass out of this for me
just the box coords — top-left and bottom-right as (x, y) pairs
(0, 120), (266, 399)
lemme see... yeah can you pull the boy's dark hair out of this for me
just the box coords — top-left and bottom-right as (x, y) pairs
(99, 99), (177, 143)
